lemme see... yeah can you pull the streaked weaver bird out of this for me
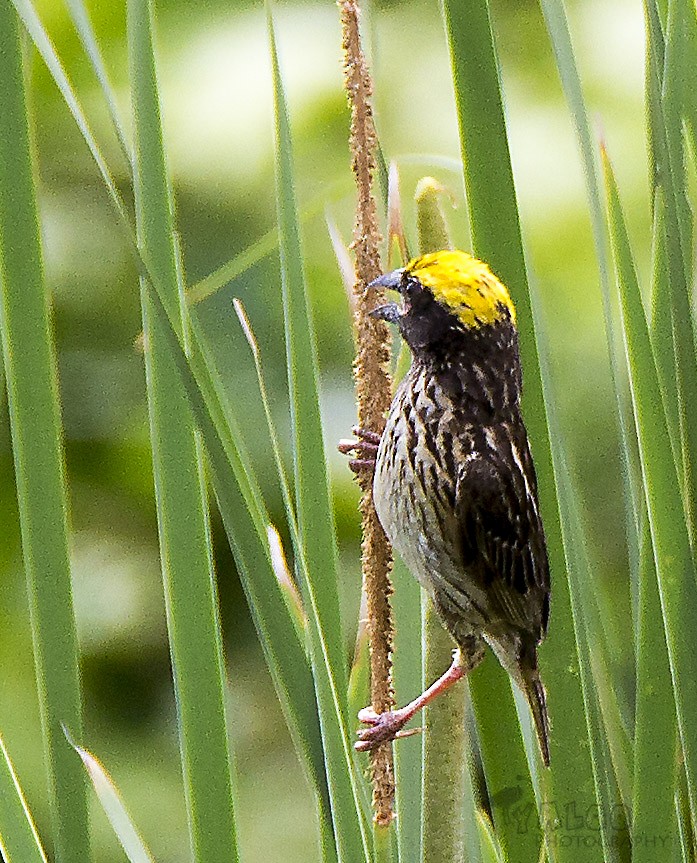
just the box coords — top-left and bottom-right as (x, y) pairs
(341, 249), (551, 766)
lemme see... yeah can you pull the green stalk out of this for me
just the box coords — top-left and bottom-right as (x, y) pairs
(0, 6), (89, 862)
(128, 2), (238, 861)
(414, 179), (473, 863)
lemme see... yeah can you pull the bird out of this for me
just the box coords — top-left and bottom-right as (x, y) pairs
(343, 249), (551, 766)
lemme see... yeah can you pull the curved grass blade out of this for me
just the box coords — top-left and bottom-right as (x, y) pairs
(66, 734), (156, 863)
(9, 0), (134, 242)
(137, 243), (338, 858)
(269, 14), (372, 860)
(0, 736), (48, 863)
(233, 297), (340, 859)
(128, 2), (238, 860)
(442, 1), (598, 859)
(0, 9), (89, 862)
(603, 148), (697, 826)
(62, 0), (133, 165)
(10, 0), (332, 837)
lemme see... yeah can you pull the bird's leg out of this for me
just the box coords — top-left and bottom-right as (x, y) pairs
(355, 649), (465, 751)
(338, 426), (382, 474)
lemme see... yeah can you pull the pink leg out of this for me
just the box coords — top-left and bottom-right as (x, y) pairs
(355, 650), (465, 751)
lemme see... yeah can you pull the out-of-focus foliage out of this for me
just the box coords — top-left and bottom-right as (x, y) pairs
(0, 1), (649, 860)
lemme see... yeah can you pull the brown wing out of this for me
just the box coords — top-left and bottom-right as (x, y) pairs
(455, 422), (550, 640)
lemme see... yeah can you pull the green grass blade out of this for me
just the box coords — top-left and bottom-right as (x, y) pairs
(0, 736), (48, 863)
(138, 255), (335, 857)
(442, 2), (599, 859)
(128, 2), (238, 860)
(633, 519), (677, 862)
(10, 0), (134, 242)
(233, 297), (341, 859)
(603, 149), (697, 824)
(269, 16), (347, 696)
(269, 14), (371, 862)
(537, 0), (641, 618)
(644, 0), (697, 543)
(67, 737), (156, 863)
(62, 0), (132, 165)
(0, 8), (89, 862)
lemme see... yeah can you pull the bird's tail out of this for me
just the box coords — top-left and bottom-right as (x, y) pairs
(518, 657), (550, 767)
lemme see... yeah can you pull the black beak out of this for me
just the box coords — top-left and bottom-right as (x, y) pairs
(367, 268), (404, 323)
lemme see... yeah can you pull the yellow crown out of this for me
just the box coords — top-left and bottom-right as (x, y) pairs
(405, 250), (516, 329)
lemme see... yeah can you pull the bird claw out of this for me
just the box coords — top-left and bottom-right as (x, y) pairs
(338, 427), (381, 474)
(354, 707), (421, 751)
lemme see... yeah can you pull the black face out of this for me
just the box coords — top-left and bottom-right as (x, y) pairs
(370, 271), (465, 358)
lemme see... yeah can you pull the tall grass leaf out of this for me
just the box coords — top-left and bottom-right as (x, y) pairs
(9, 0), (134, 241)
(0, 736), (48, 863)
(632, 521), (677, 862)
(269, 14), (372, 859)
(269, 14), (347, 695)
(139, 253), (336, 858)
(11, 0), (335, 845)
(0, 7), (89, 862)
(62, 0), (132, 164)
(66, 735), (156, 863)
(644, 0), (697, 544)
(233, 296), (341, 856)
(442, 1), (598, 859)
(603, 149), (697, 825)
(128, 2), (238, 860)
(537, 0), (641, 664)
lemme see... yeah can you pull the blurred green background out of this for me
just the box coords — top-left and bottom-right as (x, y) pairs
(0, 0), (647, 860)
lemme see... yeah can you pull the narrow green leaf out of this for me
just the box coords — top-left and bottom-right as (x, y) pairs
(12, 0), (333, 840)
(128, 2), (238, 860)
(269, 14), (372, 862)
(233, 296), (339, 857)
(442, 2), (598, 859)
(0, 7), (89, 862)
(269, 16), (347, 696)
(633, 520), (677, 862)
(475, 812), (505, 863)
(10, 0), (134, 242)
(0, 736), (48, 863)
(644, 0), (697, 544)
(604, 149), (697, 824)
(62, 0), (133, 165)
(537, 0), (641, 659)
(67, 736), (156, 863)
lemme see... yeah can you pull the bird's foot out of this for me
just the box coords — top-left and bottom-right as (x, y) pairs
(354, 706), (422, 751)
(338, 426), (381, 475)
